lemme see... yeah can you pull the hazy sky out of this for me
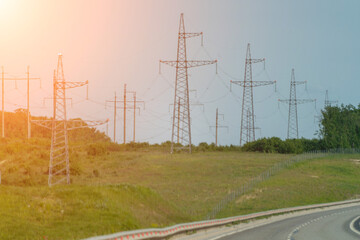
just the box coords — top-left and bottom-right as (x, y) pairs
(0, 0), (359, 145)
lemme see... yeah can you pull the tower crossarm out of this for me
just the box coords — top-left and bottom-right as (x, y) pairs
(184, 32), (203, 38)
(31, 119), (108, 130)
(279, 99), (316, 104)
(231, 80), (276, 88)
(247, 58), (265, 64)
(160, 60), (217, 68)
(67, 119), (109, 130)
(31, 119), (52, 129)
(56, 81), (88, 89)
(294, 81), (307, 86)
(187, 60), (217, 68)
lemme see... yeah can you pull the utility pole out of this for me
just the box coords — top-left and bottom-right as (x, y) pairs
(106, 92), (119, 143)
(279, 69), (316, 139)
(106, 85), (144, 144)
(32, 54), (107, 186)
(27, 66), (30, 138)
(114, 92), (117, 142)
(209, 108), (228, 146)
(230, 44), (276, 146)
(133, 92), (136, 142)
(324, 90), (337, 107)
(1, 66), (40, 139)
(124, 84), (126, 144)
(1, 67), (3, 139)
(160, 13), (217, 153)
(106, 121), (109, 137)
(122, 86), (144, 143)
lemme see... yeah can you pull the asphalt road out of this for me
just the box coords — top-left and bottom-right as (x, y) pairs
(218, 205), (360, 240)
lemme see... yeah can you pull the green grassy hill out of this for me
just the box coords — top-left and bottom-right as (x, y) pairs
(0, 139), (360, 239)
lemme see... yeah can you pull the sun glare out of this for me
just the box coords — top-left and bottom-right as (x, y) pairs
(0, 0), (14, 18)
(0, 0), (9, 9)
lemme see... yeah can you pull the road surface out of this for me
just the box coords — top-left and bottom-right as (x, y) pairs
(218, 205), (360, 240)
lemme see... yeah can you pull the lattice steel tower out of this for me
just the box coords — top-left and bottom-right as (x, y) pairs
(47, 54), (88, 185)
(231, 44), (275, 145)
(279, 69), (315, 139)
(32, 54), (107, 186)
(160, 13), (217, 153)
(244, 108), (261, 144)
(324, 90), (337, 107)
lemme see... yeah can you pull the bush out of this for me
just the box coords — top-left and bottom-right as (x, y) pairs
(87, 143), (107, 156)
(242, 137), (325, 154)
(93, 169), (100, 177)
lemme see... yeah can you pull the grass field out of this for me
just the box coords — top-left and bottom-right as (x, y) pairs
(218, 154), (360, 218)
(1, 139), (360, 239)
(73, 151), (290, 218)
(0, 139), (291, 239)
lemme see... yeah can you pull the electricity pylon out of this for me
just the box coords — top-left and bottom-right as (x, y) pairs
(32, 54), (107, 186)
(209, 108), (228, 146)
(279, 69), (316, 139)
(160, 13), (217, 153)
(231, 44), (276, 146)
(324, 90), (337, 107)
(244, 108), (261, 144)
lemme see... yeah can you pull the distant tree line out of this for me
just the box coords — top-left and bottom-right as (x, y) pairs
(2, 104), (360, 154)
(1, 109), (109, 142)
(242, 104), (360, 153)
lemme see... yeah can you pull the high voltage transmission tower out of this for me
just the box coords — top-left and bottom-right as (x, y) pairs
(230, 44), (276, 146)
(244, 108), (261, 143)
(279, 69), (316, 139)
(169, 91), (205, 143)
(160, 13), (217, 153)
(209, 108), (228, 146)
(106, 84), (144, 143)
(324, 90), (338, 107)
(1, 66), (40, 138)
(315, 90), (338, 125)
(33, 54), (107, 186)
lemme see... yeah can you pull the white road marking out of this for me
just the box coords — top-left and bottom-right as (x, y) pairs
(349, 216), (360, 236)
(287, 209), (355, 240)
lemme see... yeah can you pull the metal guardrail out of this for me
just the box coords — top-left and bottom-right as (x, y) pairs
(83, 198), (360, 240)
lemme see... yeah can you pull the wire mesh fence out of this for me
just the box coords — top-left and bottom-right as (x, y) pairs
(206, 148), (360, 220)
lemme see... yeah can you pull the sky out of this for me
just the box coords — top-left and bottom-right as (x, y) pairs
(0, 0), (359, 145)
